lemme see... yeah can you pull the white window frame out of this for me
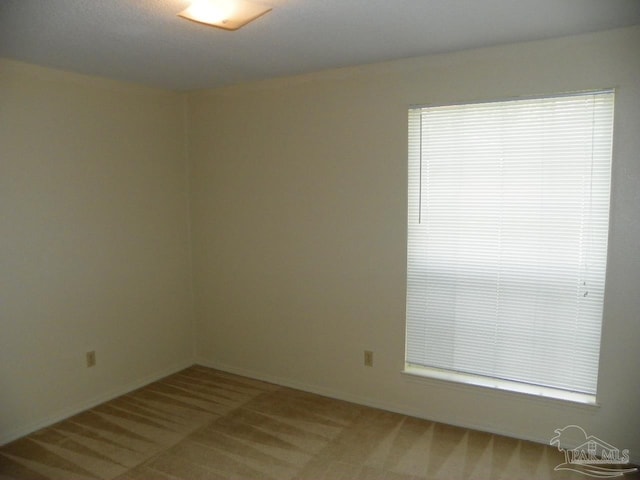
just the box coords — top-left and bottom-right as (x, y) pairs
(404, 90), (615, 404)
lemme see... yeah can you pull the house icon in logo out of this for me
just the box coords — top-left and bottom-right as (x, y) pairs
(550, 425), (637, 478)
(571, 436), (620, 464)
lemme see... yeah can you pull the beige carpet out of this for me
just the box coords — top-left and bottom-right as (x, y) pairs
(0, 365), (637, 479)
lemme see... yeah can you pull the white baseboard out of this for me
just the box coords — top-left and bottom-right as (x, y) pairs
(194, 358), (640, 466)
(0, 358), (195, 446)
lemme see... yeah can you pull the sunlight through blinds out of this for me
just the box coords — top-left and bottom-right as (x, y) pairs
(406, 90), (614, 395)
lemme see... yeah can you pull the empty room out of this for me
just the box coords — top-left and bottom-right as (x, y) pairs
(1, 1), (639, 479)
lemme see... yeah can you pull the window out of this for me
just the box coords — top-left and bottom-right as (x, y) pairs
(405, 91), (614, 402)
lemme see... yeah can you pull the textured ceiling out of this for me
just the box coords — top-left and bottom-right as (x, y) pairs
(1, 0), (639, 91)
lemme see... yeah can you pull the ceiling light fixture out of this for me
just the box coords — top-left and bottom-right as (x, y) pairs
(178, 0), (272, 31)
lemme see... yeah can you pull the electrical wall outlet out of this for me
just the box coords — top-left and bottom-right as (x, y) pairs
(86, 351), (96, 367)
(364, 350), (373, 367)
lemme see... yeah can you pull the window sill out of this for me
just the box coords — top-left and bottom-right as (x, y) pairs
(402, 365), (599, 407)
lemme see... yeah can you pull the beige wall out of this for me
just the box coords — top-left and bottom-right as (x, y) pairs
(189, 26), (640, 456)
(0, 61), (194, 442)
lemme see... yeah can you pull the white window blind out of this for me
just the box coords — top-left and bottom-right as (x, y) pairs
(406, 90), (614, 397)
